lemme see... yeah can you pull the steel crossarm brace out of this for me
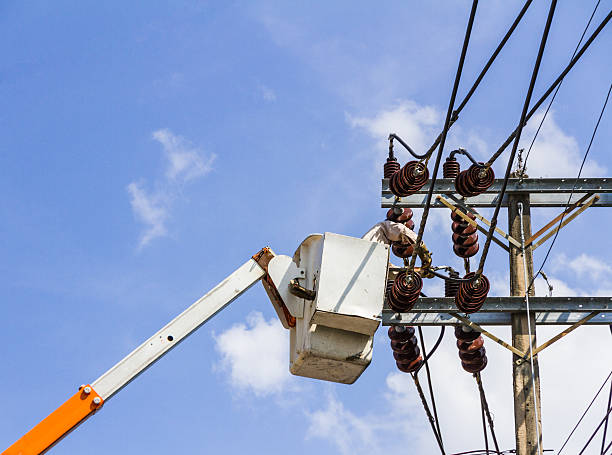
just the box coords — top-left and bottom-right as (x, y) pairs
(383, 310), (612, 326)
(3, 252), (271, 455)
(515, 311), (599, 365)
(383, 177), (612, 194)
(530, 194), (599, 249)
(385, 296), (612, 313)
(384, 192), (612, 208)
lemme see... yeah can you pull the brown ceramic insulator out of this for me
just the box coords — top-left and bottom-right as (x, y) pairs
(389, 161), (429, 197)
(443, 157), (460, 179)
(455, 272), (490, 314)
(387, 270), (422, 312)
(455, 164), (495, 197)
(384, 158), (401, 178)
(388, 326), (423, 373)
(385, 280), (394, 300)
(404, 219), (415, 230)
(391, 243), (414, 258)
(451, 210), (476, 223)
(445, 270), (460, 298)
(454, 327), (487, 373)
(451, 212), (479, 258)
(386, 207), (413, 223)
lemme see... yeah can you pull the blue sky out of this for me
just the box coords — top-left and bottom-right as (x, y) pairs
(1, 1), (612, 454)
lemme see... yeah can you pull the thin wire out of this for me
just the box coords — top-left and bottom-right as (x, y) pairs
(424, 0), (534, 158)
(518, 201), (542, 455)
(412, 373), (447, 454)
(578, 395), (612, 455)
(523, 0), (602, 172)
(475, 372), (502, 454)
(557, 369), (612, 454)
(485, 9), (612, 167)
(530, 81), (612, 291)
(476, 0), (557, 275)
(410, 0), (479, 269)
(480, 397), (490, 455)
(601, 380), (612, 455)
(418, 326), (443, 447)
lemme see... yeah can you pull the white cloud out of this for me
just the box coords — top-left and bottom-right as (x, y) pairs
(552, 252), (612, 282)
(306, 392), (380, 455)
(127, 181), (168, 247)
(152, 129), (215, 182)
(127, 129), (215, 248)
(519, 110), (606, 178)
(213, 312), (293, 397)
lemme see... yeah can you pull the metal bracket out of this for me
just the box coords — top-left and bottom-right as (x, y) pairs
(514, 311), (599, 365)
(527, 194), (599, 249)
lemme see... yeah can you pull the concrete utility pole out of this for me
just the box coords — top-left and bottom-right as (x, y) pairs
(508, 194), (542, 455)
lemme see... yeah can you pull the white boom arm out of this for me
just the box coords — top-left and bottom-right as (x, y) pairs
(3, 249), (275, 455)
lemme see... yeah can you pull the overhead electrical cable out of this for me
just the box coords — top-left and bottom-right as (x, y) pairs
(413, 372), (447, 454)
(423, 0), (534, 157)
(522, 0), (602, 173)
(418, 326), (444, 448)
(476, 0), (558, 276)
(474, 372), (501, 454)
(601, 380), (612, 454)
(578, 387), (612, 455)
(530, 81), (612, 291)
(485, 8), (612, 167)
(557, 369), (612, 454)
(409, 0), (479, 269)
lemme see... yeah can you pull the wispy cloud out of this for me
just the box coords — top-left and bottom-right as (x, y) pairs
(127, 129), (216, 248)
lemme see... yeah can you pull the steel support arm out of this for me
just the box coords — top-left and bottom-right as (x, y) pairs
(3, 252), (270, 455)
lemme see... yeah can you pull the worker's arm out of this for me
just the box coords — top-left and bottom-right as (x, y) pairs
(3, 249), (275, 455)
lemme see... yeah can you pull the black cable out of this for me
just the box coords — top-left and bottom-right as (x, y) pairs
(475, 372), (502, 454)
(410, 0), (479, 269)
(424, 0), (534, 158)
(523, 0), (602, 173)
(558, 369), (612, 454)
(430, 269), (476, 282)
(530, 81), (612, 291)
(412, 373), (447, 454)
(418, 326), (443, 447)
(389, 133), (430, 160)
(601, 380), (612, 455)
(449, 148), (484, 167)
(476, 0), (557, 275)
(578, 392), (612, 455)
(486, 8), (612, 167)
(480, 398), (490, 455)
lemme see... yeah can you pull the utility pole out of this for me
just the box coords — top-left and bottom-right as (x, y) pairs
(508, 193), (542, 455)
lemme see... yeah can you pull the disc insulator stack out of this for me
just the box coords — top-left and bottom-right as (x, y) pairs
(387, 270), (422, 312)
(387, 207), (415, 231)
(389, 161), (429, 197)
(384, 157), (401, 178)
(445, 269), (460, 298)
(455, 272), (490, 313)
(388, 326), (423, 373)
(455, 326), (487, 373)
(443, 157), (460, 179)
(455, 164), (495, 197)
(451, 210), (479, 258)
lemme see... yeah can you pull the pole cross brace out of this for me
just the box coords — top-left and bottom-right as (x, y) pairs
(514, 311), (599, 365)
(527, 194), (599, 249)
(436, 195), (518, 252)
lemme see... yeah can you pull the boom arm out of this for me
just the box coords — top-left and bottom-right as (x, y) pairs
(4, 249), (276, 455)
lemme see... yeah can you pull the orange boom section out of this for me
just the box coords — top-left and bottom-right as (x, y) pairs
(3, 385), (103, 455)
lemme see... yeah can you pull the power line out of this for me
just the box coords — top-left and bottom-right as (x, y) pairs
(476, 0), (558, 276)
(557, 369), (612, 454)
(410, 0), (479, 269)
(424, 0), (534, 157)
(530, 81), (612, 291)
(522, 0), (602, 174)
(485, 8), (612, 167)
